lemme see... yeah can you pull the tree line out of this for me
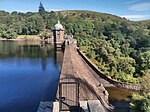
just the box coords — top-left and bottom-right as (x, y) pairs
(0, 2), (57, 39)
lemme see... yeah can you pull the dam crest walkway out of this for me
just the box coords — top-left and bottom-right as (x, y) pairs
(56, 38), (113, 111)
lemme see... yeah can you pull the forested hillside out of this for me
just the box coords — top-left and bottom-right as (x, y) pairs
(0, 9), (150, 84)
(60, 10), (150, 84)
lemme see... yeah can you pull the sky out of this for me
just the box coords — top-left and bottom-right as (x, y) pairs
(0, 0), (150, 21)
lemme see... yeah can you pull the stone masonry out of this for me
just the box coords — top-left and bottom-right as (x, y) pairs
(57, 40), (111, 111)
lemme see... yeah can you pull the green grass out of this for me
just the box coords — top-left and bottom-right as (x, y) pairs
(17, 35), (40, 39)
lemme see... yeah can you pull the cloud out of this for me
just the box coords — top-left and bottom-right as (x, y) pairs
(49, 9), (62, 12)
(120, 15), (150, 21)
(129, 2), (150, 11)
(125, 0), (139, 5)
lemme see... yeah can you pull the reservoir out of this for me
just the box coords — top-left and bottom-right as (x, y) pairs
(0, 40), (63, 112)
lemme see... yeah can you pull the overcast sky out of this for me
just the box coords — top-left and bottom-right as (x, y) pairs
(0, 0), (150, 21)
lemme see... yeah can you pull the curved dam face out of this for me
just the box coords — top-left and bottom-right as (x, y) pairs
(0, 41), (63, 112)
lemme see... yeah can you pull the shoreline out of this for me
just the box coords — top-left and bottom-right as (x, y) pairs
(0, 37), (53, 42)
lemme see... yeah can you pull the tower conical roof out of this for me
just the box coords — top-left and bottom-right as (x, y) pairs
(54, 20), (63, 30)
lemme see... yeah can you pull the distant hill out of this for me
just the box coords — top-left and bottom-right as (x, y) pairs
(0, 9), (148, 37)
(139, 19), (150, 22)
(138, 19), (150, 29)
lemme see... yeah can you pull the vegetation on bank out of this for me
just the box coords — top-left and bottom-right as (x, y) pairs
(130, 72), (150, 112)
(130, 93), (150, 112)
(0, 2), (52, 39)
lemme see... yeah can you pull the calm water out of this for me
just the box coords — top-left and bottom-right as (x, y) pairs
(106, 87), (135, 112)
(0, 40), (63, 112)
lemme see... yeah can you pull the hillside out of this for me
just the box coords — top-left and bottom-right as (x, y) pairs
(59, 10), (150, 112)
(138, 19), (150, 29)
(0, 10), (150, 84)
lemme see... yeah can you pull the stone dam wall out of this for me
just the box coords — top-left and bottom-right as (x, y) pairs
(77, 49), (141, 91)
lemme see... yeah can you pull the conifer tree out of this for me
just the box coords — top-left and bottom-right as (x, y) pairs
(38, 2), (45, 15)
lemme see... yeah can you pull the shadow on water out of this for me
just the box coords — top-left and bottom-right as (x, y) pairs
(0, 40), (63, 112)
(106, 87), (136, 112)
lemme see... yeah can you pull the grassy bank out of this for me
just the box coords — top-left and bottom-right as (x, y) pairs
(17, 35), (41, 39)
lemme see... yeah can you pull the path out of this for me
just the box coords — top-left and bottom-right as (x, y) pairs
(57, 41), (112, 111)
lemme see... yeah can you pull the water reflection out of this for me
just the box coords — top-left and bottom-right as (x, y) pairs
(0, 40), (63, 112)
(54, 49), (64, 72)
(0, 40), (63, 72)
